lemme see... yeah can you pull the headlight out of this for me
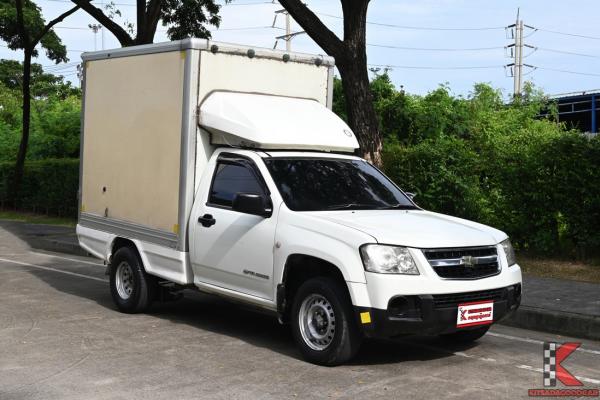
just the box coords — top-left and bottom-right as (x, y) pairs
(360, 244), (419, 275)
(501, 239), (516, 267)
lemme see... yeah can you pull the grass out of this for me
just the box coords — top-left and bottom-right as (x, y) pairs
(518, 255), (600, 284)
(0, 209), (76, 227)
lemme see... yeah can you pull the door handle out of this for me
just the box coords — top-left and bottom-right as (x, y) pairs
(198, 214), (216, 227)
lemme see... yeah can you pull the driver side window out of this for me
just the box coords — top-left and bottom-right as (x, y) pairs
(208, 160), (265, 208)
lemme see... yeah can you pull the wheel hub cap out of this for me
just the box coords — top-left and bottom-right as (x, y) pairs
(298, 294), (336, 351)
(115, 261), (134, 300)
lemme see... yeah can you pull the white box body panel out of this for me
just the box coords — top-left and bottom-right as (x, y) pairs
(198, 51), (330, 105)
(81, 50), (185, 236)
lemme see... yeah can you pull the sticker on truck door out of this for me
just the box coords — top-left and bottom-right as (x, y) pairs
(456, 300), (494, 328)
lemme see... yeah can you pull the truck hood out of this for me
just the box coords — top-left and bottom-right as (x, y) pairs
(312, 210), (507, 248)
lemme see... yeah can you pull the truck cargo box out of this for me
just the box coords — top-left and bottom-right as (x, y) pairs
(78, 39), (339, 252)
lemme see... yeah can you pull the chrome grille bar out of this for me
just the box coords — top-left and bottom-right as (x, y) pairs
(422, 246), (500, 280)
(428, 255), (498, 267)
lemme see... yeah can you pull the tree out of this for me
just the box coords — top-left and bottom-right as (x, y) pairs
(0, 59), (79, 98)
(0, 0), (79, 202)
(279, 0), (382, 165)
(0, 61), (82, 162)
(71, 0), (225, 47)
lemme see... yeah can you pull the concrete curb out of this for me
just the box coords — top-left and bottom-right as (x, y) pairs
(500, 305), (600, 341)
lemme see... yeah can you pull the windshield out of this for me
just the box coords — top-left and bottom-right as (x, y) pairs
(263, 157), (417, 211)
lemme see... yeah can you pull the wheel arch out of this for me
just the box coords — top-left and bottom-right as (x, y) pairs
(108, 237), (138, 264)
(278, 254), (350, 322)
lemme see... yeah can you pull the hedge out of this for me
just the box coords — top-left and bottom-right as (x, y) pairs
(383, 133), (600, 258)
(0, 158), (79, 217)
(1, 132), (599, 258)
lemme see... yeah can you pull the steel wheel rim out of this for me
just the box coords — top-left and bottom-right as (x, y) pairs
(115, 261), (134, 300)
(298, 293), (336, 351)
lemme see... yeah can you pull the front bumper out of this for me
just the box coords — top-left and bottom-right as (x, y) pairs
(355, 283), (521, 338)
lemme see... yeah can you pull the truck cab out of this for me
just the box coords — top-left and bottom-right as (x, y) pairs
(76, 39), (522, 365)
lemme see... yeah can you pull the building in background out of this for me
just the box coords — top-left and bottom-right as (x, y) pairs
(550, 90), (599, 135)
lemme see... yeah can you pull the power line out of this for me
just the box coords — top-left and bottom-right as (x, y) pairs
(535, 27), (600, 41)
(218, 25), (283, 31)
(54, 26), (88, 30)
(43, 63), (79, 71)
(31, 0), (600, 40)
(0, 43), (88, 52)
(536, 47), (600, 59)
(368, 63), (503, 70)
(40, 0), (134, 5)
(40, 0), (275, 6)
(220, 1), (274, 5)
(535, 66), (600, 77)
(367, 43), (504, 52)
(316, 12), (504, 31)
(53, 24), (281, 32)
(42, 61), (78, 67)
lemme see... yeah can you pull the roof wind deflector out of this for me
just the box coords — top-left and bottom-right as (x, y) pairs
(199, 92), (359, 153)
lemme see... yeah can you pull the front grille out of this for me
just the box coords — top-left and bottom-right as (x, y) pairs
(423, 246), (500, 279)
(432, 288), (506, 309)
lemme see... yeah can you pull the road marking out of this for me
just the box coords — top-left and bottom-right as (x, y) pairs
(409, 339), (600, 386)
(0, 257), (107, 283)
(401, 341), (497, 364)
(29, 251), (105, 266)
(489, 331), (600, 356)
(516, 364), (600, 385)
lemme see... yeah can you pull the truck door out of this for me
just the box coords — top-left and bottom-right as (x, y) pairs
(189, 153), (276, 300)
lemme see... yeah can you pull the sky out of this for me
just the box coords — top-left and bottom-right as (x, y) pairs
(1, 0), (599, 97)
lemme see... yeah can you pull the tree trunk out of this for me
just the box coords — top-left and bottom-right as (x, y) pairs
(337, 58), (382, 166)
(11, 49), (32, 205)
(278, 0), (382, 166)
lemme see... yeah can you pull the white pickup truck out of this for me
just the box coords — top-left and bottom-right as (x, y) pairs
(77, 39), (522, 365)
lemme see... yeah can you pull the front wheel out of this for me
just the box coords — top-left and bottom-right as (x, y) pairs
(440, 326), (490, 343)
(109, 246), (156, 313)
(291, 277), (362, 366)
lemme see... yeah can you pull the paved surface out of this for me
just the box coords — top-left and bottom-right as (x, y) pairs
(520, 276), (600, 317)
(1, 222), (600, 399)
(0, 220), (84, 256)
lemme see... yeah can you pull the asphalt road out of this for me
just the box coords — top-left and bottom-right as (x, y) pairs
(1, 233), (599, 399)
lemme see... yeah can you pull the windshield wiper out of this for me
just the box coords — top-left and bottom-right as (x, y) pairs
(380, 204), (419, 210)
(325, 203), (380, 210)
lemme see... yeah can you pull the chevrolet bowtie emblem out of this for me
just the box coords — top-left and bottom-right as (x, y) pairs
(461, 255), (476, 268)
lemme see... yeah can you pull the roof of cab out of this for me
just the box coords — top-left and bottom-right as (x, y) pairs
(198, 91), (359, 153)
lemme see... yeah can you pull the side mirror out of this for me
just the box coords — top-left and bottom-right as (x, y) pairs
(232, 193), (272, 217)
(405, 192), (416, 201)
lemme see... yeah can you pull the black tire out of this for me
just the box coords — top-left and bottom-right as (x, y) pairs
(109, 246), (156, 313)
(291, 277), (362, 366)
(441, 326), (490, 343)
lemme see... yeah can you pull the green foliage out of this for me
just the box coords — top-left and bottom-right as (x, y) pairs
(0, 0), (68, 62)
(0, 158), (79, 216)
(0, 59), (79, 98)
(332, 78), (347, 122)
(0, 60), (81, 162)
(161, 0), (224, 40)
(383, 136), (488, 222)
(334, 73), (599, 257)
(100, 0), (228, 44)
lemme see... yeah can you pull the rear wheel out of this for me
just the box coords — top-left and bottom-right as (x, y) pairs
(441, 326), (490, 343)
(291, 277), (362, 366)
(109, 246), (156, 313)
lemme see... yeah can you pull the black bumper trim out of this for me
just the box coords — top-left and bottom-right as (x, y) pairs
(356, 284), (521, 338)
